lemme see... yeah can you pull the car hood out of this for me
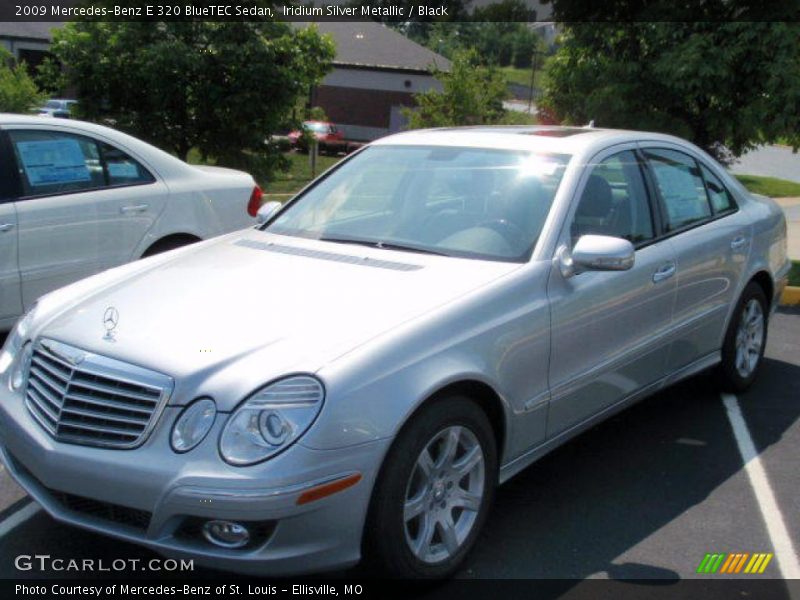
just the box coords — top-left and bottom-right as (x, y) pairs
(39, 229), (520, 403)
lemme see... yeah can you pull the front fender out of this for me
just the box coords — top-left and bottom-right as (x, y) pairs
(302, 262), (553, 468)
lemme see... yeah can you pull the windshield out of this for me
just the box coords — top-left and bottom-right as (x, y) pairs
(44, 100), (62, 109)
(264, 145), (570, 262)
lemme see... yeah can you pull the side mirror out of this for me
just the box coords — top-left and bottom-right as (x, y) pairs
(559, 234), (635, 277)
(256, 201), (281, 224)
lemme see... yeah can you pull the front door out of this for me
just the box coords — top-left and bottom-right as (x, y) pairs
(0, 201), (21, 327)
(0, 132), (22, 327)
(547, 146), (676, 437)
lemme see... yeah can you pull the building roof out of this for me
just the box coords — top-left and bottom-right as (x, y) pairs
(308, 22), (450, 73)
(0, 20), (451, 74)
(0, 22), (61, 42)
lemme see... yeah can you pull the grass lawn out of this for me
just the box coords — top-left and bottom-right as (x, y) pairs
(790, 261), (800, 287)
(264, 151), (342, 199)
(187, 147), (344, 202)
(500, 66), (547, 91)
(734, 174), (800, 198)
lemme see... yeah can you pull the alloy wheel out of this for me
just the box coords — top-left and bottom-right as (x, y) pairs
(734, 298), (765, 378)
(403, 425), (486, 564)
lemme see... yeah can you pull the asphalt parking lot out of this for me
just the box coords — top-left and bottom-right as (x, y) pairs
(0, 308), (798, 586)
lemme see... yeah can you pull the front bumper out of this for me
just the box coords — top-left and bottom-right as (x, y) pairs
(0, 384), (391, 575)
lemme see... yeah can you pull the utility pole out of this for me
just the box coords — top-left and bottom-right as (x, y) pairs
(527, 49), (539, 113)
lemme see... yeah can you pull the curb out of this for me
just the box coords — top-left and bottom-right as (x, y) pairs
(781, 286), (800, 306)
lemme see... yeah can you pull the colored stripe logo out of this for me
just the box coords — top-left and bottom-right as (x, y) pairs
(697, 553), (773, 574)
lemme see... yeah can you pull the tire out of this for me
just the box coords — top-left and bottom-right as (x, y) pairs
(365, 396), (497, 579)
(717, 282), (769, 392)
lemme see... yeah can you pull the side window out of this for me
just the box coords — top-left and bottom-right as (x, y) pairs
(700, 164), (736, 215)
(9, 130), (105, 197)
(572, 150), (654, 245)
(644, 148), (711, 231)
(100, 142), (154, 186)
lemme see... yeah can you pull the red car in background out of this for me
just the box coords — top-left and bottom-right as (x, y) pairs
(288, 121), (356, 155)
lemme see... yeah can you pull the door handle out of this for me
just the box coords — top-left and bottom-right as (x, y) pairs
(730, 235), (748, 251)
(0, 223), (14, 232)
(120, 204), (148, 214)
(652, 262), (676, 283)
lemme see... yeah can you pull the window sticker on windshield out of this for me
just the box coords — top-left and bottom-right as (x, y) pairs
(16, 139), (91, 187)
(108, 162), (139, 178)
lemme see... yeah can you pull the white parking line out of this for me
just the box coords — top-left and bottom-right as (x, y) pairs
(722, 393), (800, 578)
(0, 501), (40, 538)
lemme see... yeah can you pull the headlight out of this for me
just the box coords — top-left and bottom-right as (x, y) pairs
(171, 397), (217, 453)
(219, 376), (324, 466)
(1, 304), (38, 383)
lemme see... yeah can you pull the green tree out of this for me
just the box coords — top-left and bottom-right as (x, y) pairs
(0, 48), (45, 113)
(35, 56), (68, 96)
(404, 49), (508, 128)
(541, 22), (800, 160)
(49, 17), (335, 178)
(399, 2), (548, 70)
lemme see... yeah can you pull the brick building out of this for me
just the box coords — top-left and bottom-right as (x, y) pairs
(308, 22), (450, 141)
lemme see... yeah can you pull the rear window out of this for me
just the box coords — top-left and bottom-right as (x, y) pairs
(644, 148), (712, 231)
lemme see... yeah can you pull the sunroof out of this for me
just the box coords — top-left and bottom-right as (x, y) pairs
(523, 128), (592, 138)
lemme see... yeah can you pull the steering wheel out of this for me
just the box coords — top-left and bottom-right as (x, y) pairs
(477, 219), (527, 252)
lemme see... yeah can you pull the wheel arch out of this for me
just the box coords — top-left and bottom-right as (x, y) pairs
(396, 378), (510, 469)
(749, 270), (774, 307)
(140, 232), (202, 257)
(720, 266), (777, 348)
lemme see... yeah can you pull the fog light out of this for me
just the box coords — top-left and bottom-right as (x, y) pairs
(201, 520), (250, 548)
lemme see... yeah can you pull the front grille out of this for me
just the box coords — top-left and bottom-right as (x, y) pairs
(49, 489), (152, 532)
(24, 339), (172, 449)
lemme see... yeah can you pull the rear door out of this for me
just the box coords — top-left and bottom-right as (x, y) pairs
(5, 127), (168, 308)
(640, 145), (750, 371)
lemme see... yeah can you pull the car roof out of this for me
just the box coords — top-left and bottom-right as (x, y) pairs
(373, 125), (693, 157)
(0, 112), (104, 130)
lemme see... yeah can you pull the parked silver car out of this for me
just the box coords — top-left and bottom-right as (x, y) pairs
(0, 127), (790, 578)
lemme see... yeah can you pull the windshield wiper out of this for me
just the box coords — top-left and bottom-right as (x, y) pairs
(318, 236), (447, 256)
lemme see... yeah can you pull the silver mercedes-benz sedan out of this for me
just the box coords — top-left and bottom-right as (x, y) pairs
(0, 127), (790, 578)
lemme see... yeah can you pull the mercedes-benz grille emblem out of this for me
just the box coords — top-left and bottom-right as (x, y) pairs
(103, 307), (119, 341)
